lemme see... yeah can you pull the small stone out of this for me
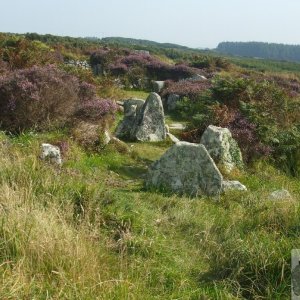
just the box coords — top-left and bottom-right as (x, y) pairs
(41, 143), (62, 165)
(102, 130), (111, 146)
(269, 189), (292, 201)
(222, 180), (247, 192)
(166, 94), (180, 111)
(152, 81), (165, 93)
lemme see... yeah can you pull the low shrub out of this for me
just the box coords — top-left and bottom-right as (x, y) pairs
(0, 35), (62, 69)
(75, 99), (118, 122)
(90, 49), (199, 83)
(161, 79), (212, 100)
(0, 65), (117, 132)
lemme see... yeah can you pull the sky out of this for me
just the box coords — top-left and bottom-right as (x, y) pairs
(1, 0), (300, 48)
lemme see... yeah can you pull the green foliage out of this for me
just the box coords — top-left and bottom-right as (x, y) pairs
(217, 41), (300, 63)
(0, 34), (61, 69)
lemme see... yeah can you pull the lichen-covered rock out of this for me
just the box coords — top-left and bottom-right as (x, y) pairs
(222, 180), (247, 192)
(115, 98), (145, 139)
(200, 125), (243, 173)
(133, 93), (166, 141)
(145, 142), (223, 196)
(152, 81), (165, 93)
(116, 93), (166, 142)
(41, 143), (62, 165)
(269, 189), (292, 201)
(166, 94), (180, 111)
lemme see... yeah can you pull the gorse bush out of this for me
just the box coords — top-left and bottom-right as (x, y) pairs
(0, 65), (117, 132)
(0, 35), (62, 69)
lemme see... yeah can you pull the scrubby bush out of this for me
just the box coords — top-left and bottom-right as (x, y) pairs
(0, 35), (62, 69)
(90, 49), (199, 84)
(189, 55), (232, 71)
(179, 74), (300, 174)
(0, 65), (117, 132)
(161, 79), (212, 100)
(75, 99), (118, 122)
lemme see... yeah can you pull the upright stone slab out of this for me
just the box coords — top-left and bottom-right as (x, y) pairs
(200, 125), (243, 173)
(145, 142), (223, 196)
(115, 98), (145, 139)
(132, 93), (167, 141)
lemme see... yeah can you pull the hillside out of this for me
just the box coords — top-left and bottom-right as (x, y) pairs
(217, 41), (300, 63)
(0, 32), (300, 299)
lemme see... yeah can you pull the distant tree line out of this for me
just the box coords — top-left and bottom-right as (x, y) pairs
(217, 42), (300, 62)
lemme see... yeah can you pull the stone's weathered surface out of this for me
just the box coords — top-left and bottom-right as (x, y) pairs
(115, 98), (145, 139)
(123, 99), (145, 115)
(152, 81), (165, 93)
(145, 142), (223, 196)
(269, 189), (292, 201)
(222, 180), (247, 192)
(200, 125), (243, 173)
(133, 93), (166, 142)
(116, 94), (166, 142)
(166, 94), (180, 111)
(167, 133), (180, 143)
(41, 143), (62, 165)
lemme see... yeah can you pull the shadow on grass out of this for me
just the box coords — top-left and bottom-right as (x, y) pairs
(109, 164), (148, 180)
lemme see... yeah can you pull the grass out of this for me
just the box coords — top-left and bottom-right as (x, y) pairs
(228, 55), (300, 76)
(0, 130), (299, 299)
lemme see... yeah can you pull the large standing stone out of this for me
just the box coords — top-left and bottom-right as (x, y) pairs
(145, 142), (223, 196)
(200, 125), (243, 173)
(133, 93), (166, 141)
(115, 98), (145, 139)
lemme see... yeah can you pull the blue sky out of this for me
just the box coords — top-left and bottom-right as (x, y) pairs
(1, 0), (300, 48)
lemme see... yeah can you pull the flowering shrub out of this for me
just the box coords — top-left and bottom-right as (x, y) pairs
(0, 65), (117, 132)
(161, 79), (212, 100)
(76, 99), (118, 122)
(227, 113), (272, 162)
(90, 49), (199, 82)
(107, 62), (128, 75)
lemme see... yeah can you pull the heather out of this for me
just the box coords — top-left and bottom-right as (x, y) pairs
(0, 65), (117, 132)
(90, 48), (199, 85)
(161, 79), (212, 100)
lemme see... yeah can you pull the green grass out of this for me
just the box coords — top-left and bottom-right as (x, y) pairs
(229, 56), (300, 76)
(0, 131), (299, 299)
